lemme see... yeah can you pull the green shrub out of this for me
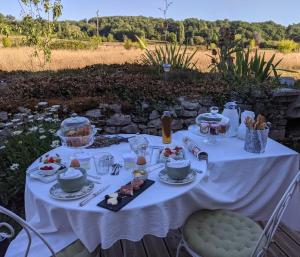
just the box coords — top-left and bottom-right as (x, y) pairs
(249, 39), (256, 49)
(107, 33), (114, 42)
(124, 37), (133, 50)
(194, 36), (205, 45)
(0, 120), (60, 219)
(2, 37), (12, 47)
(49, 39), (94, 50)
(278, 39), (299, 53)
(259, 40), (279, 49)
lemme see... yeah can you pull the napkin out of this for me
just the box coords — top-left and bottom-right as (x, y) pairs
(60, 168), (82, 179)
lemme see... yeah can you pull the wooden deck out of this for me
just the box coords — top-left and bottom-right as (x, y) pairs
(99, 223), (300, 257)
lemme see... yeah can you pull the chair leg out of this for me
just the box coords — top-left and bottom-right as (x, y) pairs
(176, 239), (185, 257)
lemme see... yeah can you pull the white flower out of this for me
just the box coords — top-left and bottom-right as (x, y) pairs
(12, 130), (23, 136)
(36, 117), (45, 121)
(10, 163), (19, 171)
(45, 117), (53, 122)
(48, 129), (56, 134)
(39, 128), (45, 133)
(39, 135), (47, 139)
(50, 140), (60, 148)
(18, 141), (22, 144)
(0, 145), (5, 150)
(29, 126), (38, 132)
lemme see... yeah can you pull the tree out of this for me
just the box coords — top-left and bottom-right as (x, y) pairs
(158, 0), (173, 42)
(178, 21), (185, 44)
(167, 32), (177, 43)
(18, 0), (63, 65)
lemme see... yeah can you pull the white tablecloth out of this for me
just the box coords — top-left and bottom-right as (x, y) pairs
(6, 131), (300, 257)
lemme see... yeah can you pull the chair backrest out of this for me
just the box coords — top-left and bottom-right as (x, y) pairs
(0, 206), (57, 257)
(250, 170), (300, 257)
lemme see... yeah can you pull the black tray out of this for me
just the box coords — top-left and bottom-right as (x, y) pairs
(97, 179), (155, 212)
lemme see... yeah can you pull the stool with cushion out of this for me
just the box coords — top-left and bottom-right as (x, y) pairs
(177, 170), (300, 257)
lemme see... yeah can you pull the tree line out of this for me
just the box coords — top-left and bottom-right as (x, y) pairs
(1, 13), (300, 47)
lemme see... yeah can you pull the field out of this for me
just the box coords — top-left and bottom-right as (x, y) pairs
(0, 43), (300, 79)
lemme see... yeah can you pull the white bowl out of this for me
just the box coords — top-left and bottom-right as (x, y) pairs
(38, 163), (61, 176)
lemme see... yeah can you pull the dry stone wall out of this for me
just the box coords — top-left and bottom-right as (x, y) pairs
(0, 88), (300, 150)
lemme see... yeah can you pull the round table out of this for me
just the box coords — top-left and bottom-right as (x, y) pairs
(24, 134), (204, 254)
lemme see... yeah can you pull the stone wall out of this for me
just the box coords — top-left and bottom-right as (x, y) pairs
(1, 88), (300, 151)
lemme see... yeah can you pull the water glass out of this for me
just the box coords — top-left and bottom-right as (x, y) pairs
(96, 153), (114, 175)
(128, 135), (149, 156)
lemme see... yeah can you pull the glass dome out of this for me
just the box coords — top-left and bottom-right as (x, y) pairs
(57, 114), (95, 148)
(195, 107), (230, 144)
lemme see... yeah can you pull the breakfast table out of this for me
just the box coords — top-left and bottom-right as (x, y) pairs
(5, 130), (300, 257)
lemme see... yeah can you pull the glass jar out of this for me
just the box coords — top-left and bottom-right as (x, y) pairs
(195, 107), (230, 144)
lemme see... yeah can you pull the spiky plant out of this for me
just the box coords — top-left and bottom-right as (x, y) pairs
(140, 44), (198, 70)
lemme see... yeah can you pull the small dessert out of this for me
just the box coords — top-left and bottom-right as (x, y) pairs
(40, 165), (54, 171)
(133, 170), (148, 180)
(120, 184), (134, 196)
(70, 159), (80, 168)
(105, 192), (121, 205)
(43, 154), (61, 164)
(132, 179), (144, 190)
(160, 146), (184, 162)
(199, 122), (209, 134)
(107, 197), (118, 205)
(209, 123), (219, 135)
(137, 156), (146, 166)
(219, 122), (228, 134)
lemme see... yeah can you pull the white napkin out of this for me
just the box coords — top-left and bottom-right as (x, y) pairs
(167, 160), (190, 168)
(60, 168), (82, 179)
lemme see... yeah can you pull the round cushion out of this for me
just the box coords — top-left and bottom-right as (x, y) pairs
(183, 210), (263, 257)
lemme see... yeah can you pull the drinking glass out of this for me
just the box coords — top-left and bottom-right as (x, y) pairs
(128, 135), (149, 156)
(95, 153), (114, 175)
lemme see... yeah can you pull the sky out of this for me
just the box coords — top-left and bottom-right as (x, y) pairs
(0, 0), (299, 26)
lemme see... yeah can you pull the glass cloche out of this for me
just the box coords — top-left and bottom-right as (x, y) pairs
(195, 106), (230, 144)
(57, 113), (96, 148)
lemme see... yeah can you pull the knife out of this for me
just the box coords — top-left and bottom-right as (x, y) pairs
(79, 185), (110, 207)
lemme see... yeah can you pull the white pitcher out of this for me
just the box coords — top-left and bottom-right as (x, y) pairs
(237, 111), (255, 140)
(222, 101), (240, 137)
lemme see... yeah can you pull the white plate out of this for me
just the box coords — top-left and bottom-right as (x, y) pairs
(49, 180), (94, 201)
(158, 168), (197, 185)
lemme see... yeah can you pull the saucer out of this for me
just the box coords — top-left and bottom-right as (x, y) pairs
(49, 180), (94, 200)
(158, 168), (197, 185)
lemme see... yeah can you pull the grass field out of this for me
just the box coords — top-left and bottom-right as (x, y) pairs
(0, 43), (300, 79)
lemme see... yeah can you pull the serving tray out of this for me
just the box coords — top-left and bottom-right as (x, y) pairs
(97, 179), (155, 212)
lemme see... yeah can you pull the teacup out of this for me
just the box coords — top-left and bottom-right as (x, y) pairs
(57, 167), (87, 192)
(166, 160), (191, 180)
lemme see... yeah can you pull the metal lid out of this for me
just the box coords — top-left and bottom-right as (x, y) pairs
(224, 101), (238, 109)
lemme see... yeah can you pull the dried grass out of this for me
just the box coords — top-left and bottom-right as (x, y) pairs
(0, 44), (299, 78)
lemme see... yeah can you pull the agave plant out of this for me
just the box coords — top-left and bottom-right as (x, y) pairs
(140, 43), (198, 70)
(234, 49), (295, 82)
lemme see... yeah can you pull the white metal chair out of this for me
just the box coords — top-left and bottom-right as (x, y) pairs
(0, 206), (100, 257)
(176, 170), (300, 257)
(0, 206), (57, 257)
